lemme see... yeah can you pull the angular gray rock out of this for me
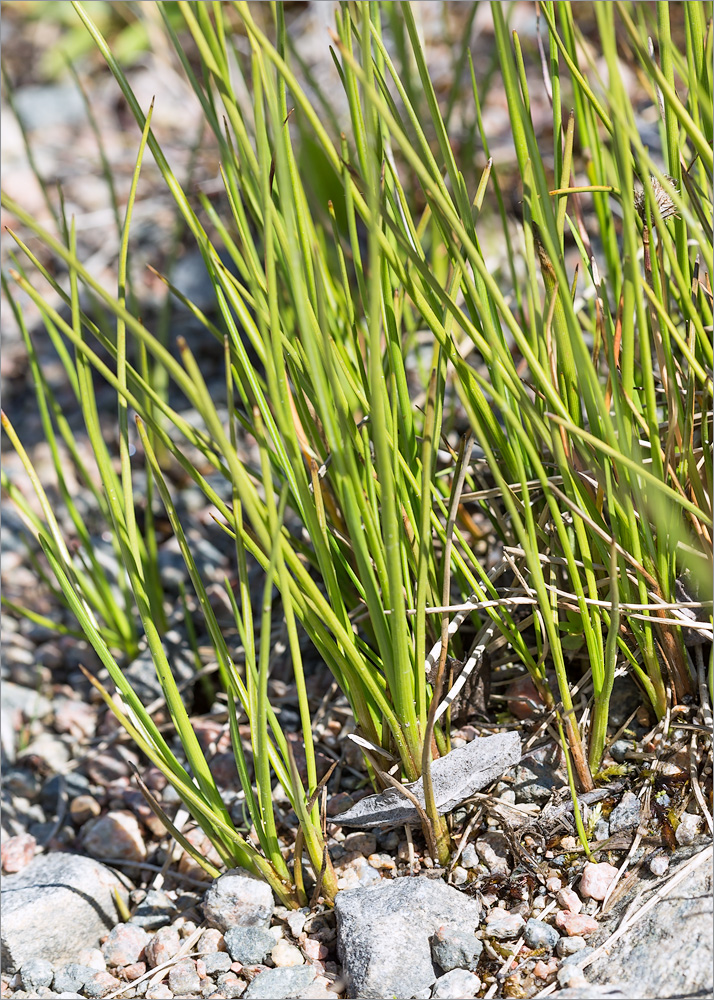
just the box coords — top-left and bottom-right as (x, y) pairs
(335, 876), (481, 999)
(585, 844), (712, 999)
(335, 732), (521, 828)
(1, 853), (129, 973)
(430, 925), (482, 972)
(202, 867), (275, 930)
(431, 969), (481, 998)
(223, 925), (275, 964)
(243, 965), (317, 998)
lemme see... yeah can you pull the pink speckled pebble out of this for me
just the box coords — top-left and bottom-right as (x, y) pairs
(556, 887), (582, 913)
(303, 939), (329, 961)
(579, 861), (618, 900)
(555, 911), (598, 936)
(0, 833), (36, 873)
(545, 875), (562, 893)
(533, 958), (558, 979)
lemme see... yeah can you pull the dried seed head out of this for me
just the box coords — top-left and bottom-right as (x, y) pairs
(634, 174), (678, 222)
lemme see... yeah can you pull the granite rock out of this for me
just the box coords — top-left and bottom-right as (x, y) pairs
(336, 876), (481, 999)
(1, 853), (129, 973)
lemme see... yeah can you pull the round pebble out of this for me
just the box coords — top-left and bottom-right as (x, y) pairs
(556, 935), (587, 957)
(579, 861), (618, 900)
(223, 925), (275, 964)
(450, 865), (468, 886)
(430, 925), (483, 972)
(70, 796), (102, 826)
(102, 924), (149, 967)
(83, 810), (147, 863)
(1, 833), (37, 873)
(523, 917), (560, 949)
(145, 925), (181, 968)
(271, 939), (305, 967)
(168, 958), (201, 996)
(648, 853), (670, 876)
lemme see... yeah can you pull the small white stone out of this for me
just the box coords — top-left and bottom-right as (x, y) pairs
(271, 938), (305, 967)
(451, 865), (468, 885)
(675, 812), (702, 846)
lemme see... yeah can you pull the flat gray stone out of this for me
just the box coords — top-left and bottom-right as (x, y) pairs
(335, 876), (481, 999)
(243, 965), (317, 999)
(586, 845), (712, 998)
(335, 732), (521, 828)
(1, 853), (129, 973)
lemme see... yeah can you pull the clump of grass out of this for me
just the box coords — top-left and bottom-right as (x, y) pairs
(2, 1), (711, 898)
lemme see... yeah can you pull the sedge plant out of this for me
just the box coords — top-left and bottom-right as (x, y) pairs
(2, 0), (712, 892)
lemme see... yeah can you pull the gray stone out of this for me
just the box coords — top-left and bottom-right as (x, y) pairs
(608, 791), (641, 833)
(243, 965), (317, 999)
(557, 965), (589, 989)
(203, 951), (232, 975)
(523, 917), (560, 949)
(1, 853), (129, 973)
(556, 935), (587, 957)
(430, 969), (480, 998)
(168, 958), (201, 996)
(609, 740), (631, 763)
(52, 965), (94, 994)
(484, 908), (525, 940)
(128, 888), (177, 929)
(335, 876), (481, 999)
(561, 947), (593, 967)
(19, 958), (54, 992)
(460, 843), (479, 869)
(335, 732), (521, 828)
(203, 867), (275, 931)
(223, 925), (275, 964)
(586, 846), (712, 998)
(430, 925), (482, 972)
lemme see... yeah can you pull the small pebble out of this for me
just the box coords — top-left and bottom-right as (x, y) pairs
(197, 929), (226, 954)
(431, 969), (481, 999)
(223, 926), (275, 965)
(145, 985), (173, 1000)
(579, 861), (618, 900)
(145, 926), (181, 968)
(450, 866), (468, 886)
(285, 909), (309, 939)
(76, 949), (106, 972)
(217, 970), (247, 998)
(83, 971), (121, 998)
(1, 833), (37, 873)
(593, 819), (610, 842)
(556, 935), (587, 957)
(485, 909), (525, 940)
(545, 875), (562, 893)
(430, 925), (482, 972)
(474, 832), (509, 875)
(302, 939), (328, 962)
(609, 740), (631, 763)
(460, 843), (479, 869)
(119, 963), (146, 981)
(203, 952), (232, 975)
(367, 852), (396, 871)
(102, 924), (149, 967)
(675, 812), (702, 846)
(533, 958), (557, 979)
(271, 939), (304, 967)
(554, 911), (598, 936)
(648, 853), (670, 876)
(168, 958), (201, 996)
(557, 964), (589, 989)
(556, 887), (582, 913)
(523, 918), (560, 949)
(84, 810), (147, 863)
(19, 959), (53, 993)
